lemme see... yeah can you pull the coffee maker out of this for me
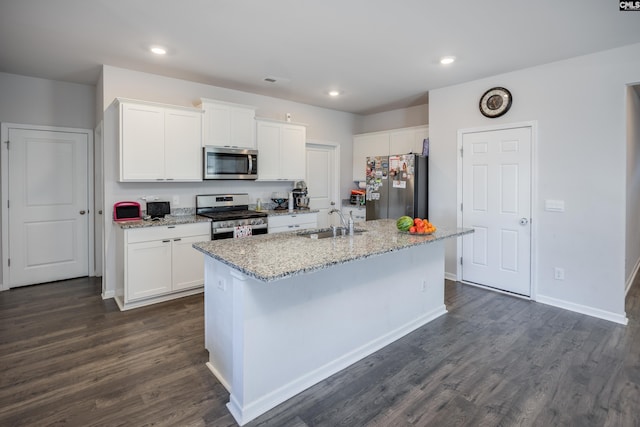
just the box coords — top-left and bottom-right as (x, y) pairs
(292, 181), (309, 209)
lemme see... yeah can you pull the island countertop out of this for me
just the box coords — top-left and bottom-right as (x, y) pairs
(193, 219), (472, 282)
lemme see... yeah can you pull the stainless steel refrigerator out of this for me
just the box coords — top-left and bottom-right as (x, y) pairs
(365, 154), (428, 220)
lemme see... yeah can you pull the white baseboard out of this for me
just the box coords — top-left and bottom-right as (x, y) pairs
(444, 271), (457, 282)
(102, 290), (115, 299)
(536, 294), (628, 325)
(626, 257), (640, 296)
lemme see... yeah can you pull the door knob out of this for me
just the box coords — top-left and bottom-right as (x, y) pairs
(519, 218), (529, 225)
(80, 210), (86, 215)
(98, 210), (103, 215)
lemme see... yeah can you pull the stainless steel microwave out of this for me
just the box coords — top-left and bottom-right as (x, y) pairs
(203, 146), (258, 180)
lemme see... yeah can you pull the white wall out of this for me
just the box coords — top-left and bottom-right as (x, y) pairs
(0, 72), (96, 288)
(429, 43), (640, 322)
(626, 85), (640, 292)
(356, 104), (428, 134)
(100, 65), (358, 297)
(0, 72), (95, 129)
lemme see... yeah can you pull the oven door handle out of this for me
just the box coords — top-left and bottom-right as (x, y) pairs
(248, 154), (253, 175)
(214, 224), (268, 233)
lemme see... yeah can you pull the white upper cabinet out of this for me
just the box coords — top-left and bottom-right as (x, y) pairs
(117, 98), (203, 182)
(197, 98), (256, 149)
(352, 126), (428, 182)
(164, 109), (204, 180)
(389, 127), (428, 155)
(256, 119), (306, 181)
(352, 132), (390, 182)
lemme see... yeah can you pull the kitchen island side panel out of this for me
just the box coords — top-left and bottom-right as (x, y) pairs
(205, 240), (446, 425)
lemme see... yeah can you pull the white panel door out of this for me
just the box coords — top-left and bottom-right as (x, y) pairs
(306, 143), (338, 228)
(8, 127), (89, 287)
(462, 126), (531, 296)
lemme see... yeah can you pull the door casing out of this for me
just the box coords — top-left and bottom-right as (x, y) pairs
(456, 121), (538, 300)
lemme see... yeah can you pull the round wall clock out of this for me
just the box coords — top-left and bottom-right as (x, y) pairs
(479, 87), (512, 118)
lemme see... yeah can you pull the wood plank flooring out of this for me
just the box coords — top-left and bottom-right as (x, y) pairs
(1, 276), (640, 426)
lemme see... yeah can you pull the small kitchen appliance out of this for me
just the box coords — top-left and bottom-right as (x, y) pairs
(292, 181), (309, 210)
(146, 201), (170, 219)
(113, 201), (141, 222)
(196, 193), (268, 240)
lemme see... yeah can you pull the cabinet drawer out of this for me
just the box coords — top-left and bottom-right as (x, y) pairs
(126, 222), (210, 243)
(268, 213), (318, 228)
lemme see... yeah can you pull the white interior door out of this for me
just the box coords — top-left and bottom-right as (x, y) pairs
(461, 126), (531, 296)
(306, 142), (339, 228)
(5, 126), (89, 287)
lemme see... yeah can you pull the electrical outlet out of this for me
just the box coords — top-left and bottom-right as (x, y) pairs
(554, 267), (565, 280)
(172, 195), (179, 206)
(217, 279), (226, 291)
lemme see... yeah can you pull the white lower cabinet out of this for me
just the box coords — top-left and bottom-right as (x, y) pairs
(116, 222), (210, 310)
(268, 213), (318, 234)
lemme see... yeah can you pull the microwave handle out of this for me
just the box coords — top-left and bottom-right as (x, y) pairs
(248, 154), (253, 175)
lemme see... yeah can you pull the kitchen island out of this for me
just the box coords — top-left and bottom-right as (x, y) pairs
(193, 219), (472, 425)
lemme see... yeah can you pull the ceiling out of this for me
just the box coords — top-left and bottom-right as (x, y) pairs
(1, 1), (639, 115)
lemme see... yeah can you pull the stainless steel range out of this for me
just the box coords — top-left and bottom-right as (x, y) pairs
(196, 194), (268, 240)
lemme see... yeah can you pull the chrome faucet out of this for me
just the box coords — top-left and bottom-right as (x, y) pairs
(329, 208), (348, 229)
(329, 209), (354, 236)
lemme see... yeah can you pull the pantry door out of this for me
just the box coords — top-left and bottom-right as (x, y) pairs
(461, 126), (532, 296)
(306, 141), (340, 228)
(2, 124), (90, 288)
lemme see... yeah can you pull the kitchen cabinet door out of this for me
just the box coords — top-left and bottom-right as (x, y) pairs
(352, 133), (389, 182)
(230, 107), (256, 149)
(268, 213), (318, 233)
(280, 124), (306, 180)
(165, 108), (203, 181)
(126, 239), (173, 301)
(389, 126), (428, 155)
(120, 103), (165, 181)
(172, 234), (209, 290)
(256, 121), (281, 180)
(256, 119), (306, 181)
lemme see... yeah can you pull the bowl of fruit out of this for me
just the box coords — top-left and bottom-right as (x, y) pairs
(396, 216), (437, 235)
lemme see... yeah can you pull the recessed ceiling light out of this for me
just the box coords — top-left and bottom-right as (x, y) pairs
(440, 56), (455, 65)
(328, 90), (340, 97)
(150, 46), (167, 55)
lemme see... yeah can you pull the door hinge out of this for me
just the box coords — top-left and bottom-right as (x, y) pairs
(7, 258), (10, 267)
(460, 203), (463, 212)
(4, 140), (9, 150)
(460, 257), (463, 265)
(460, 147), (463, 157)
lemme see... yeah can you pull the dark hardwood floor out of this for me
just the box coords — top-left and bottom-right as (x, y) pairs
(1, 276), (639, 426)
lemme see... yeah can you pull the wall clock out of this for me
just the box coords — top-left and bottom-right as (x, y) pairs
(479, 87), (512, 118)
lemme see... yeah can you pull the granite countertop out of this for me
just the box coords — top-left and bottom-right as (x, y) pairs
(115, 215), (211, 229)
(193, 218), (473, 282)
(260, 209), (319, 216)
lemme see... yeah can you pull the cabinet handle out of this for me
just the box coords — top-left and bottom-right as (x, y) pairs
(162, 239), (171, 243)
(173, 238), (182, 241)
(168, 226), (176, 229)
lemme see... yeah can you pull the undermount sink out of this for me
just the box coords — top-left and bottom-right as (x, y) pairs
(298, 227), (367, 239)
